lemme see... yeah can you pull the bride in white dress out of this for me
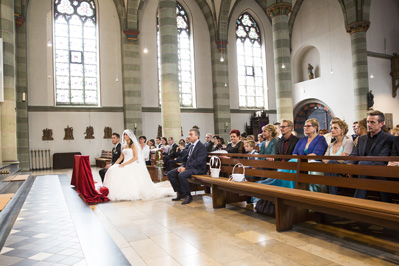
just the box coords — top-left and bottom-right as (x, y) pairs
(103, 129), (174, 201)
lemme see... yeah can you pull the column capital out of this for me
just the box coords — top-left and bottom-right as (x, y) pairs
(346, 20), (370, 35)
(266, 3), (292, 18)
(123, 29), (140, 41)
(216, 40), (228, 51)
(14, 13), (26, 27)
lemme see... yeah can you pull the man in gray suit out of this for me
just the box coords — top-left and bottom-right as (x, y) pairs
(349, 110), (395, 202)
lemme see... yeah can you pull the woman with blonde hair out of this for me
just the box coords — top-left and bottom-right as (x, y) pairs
(292, 118), (328, 156)
(259, 124), (278, 156)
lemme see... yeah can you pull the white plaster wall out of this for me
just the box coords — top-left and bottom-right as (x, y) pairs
(367, 0), (399, 55)
(367, 0), (399, 125)
(142, 112), (215, 143)
(140, 0), (213, 109)
(27, 0), (123, 107)
(368, 57), (399, 125)
(28, 112), (124, 165)
(291, 0), (354, 123)
(228, 0), (275, 110)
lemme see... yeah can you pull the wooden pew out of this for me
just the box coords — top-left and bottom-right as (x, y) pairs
(191, 153), (399, 232)
(95, 150), (112, 168)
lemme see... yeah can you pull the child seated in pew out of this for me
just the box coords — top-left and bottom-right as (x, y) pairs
(244, 140), (258, 159)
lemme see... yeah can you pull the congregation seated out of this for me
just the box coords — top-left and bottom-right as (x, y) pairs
(147, 138), (156, 149)
(204, 133), (213, 152)
(259, 124), (278, 159)
(166, 140), (188, 171)
(163, 137), (178, 170)
(244, 140), (258, 158)
(348, 110), (395, 202)
(138, 135), (151, 165)
(323, 119), (354, 194)
(211, 135), (223, 152)
(218, 137), (226, 149)
(160, 137), (169, 154)
(225, 129), (245, 153)
(274, 120), (299, 161)
(353, 118), (367, 147)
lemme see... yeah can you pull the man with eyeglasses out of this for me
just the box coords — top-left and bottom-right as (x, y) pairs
(349, 110), (395, 202)
(275, 120), (299, 161)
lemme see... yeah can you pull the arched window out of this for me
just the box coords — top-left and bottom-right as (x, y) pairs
(54, 0), (98, 105)
(157, 2), (194, 107)
(236, 13), (265, 108)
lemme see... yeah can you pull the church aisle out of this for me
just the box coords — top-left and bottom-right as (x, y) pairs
(0, 175), (129, 266)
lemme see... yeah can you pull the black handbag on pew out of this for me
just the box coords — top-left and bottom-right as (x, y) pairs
(254, 199), (275, 216)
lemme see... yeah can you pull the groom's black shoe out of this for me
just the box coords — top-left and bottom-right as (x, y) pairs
(181, 195), (193, 205)
(172, 193), (184, 201)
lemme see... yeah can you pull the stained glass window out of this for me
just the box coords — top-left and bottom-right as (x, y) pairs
(236, 13), (265, 108)
(157, 2), (194, 107)
(54, 0), (98, 105)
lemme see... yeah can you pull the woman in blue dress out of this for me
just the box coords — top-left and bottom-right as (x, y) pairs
(258, 118), (328, 190)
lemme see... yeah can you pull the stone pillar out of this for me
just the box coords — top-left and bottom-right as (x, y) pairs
(15, 3), (30, 170)
(121, 30), (143, 135)
(346, 21), (370, 120)
(267, 3), (294, 121)
(0, 0), (18, 163)
(213, 41), (231, 140)
(158, 0), (181, 140)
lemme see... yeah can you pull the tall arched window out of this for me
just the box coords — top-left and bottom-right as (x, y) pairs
(54, 0), (98, 105)
(236, 13), (265, 108)
(157, 2), (194, 107)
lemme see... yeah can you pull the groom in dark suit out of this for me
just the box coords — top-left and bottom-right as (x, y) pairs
(167, 128), (207, 205)
(349, 111), (395, 202)
(99, 133), (121, 182)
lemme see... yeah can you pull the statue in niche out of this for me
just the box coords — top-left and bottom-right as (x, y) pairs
(157, 125), (162, 138)
(42, 128), (54, 141)
(390, 53), (399, 97)
(103, 127), (112, 139)
(85, 126), (95, 139)
(308, 63), (314, 80)
(367, 90), (374, 110)
(64, 125), (74, 140)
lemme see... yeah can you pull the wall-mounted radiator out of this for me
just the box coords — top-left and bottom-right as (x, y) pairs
(30, 149), (51, 170)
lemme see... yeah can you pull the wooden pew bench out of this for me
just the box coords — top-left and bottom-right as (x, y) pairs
(191, 153), (399, 232)
(95, 150), (112, 168)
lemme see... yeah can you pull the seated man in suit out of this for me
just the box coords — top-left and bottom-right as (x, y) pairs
(167, 128), (207, 205)
(275, 120), (299, 161)
(163, 137), (178, 171)
(99, 133), (121, 182)
(167, 140), (188, 171)
(349, 110), (395, 202)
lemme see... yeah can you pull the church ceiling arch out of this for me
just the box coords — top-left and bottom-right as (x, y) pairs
(193, 0), (217, 42)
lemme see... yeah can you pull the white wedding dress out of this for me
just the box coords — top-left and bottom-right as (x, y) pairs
(103, 148), (174, 201)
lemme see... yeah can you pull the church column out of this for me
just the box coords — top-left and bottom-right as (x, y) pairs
(266, 2), (294, 121)
(0, 0), (18, 163)
(346, 21), (370, 120)
(158, 0), (182, 140)
(212, 41), (231, 140)
(15, 2), (30, 170)
(121, 29), (143, 135)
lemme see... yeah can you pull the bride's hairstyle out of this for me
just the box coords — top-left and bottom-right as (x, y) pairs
(125, 135), (133, 148)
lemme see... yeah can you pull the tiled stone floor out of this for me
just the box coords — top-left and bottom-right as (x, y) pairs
(0, 175), (85, 266)
(0, 168), (398, 266)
